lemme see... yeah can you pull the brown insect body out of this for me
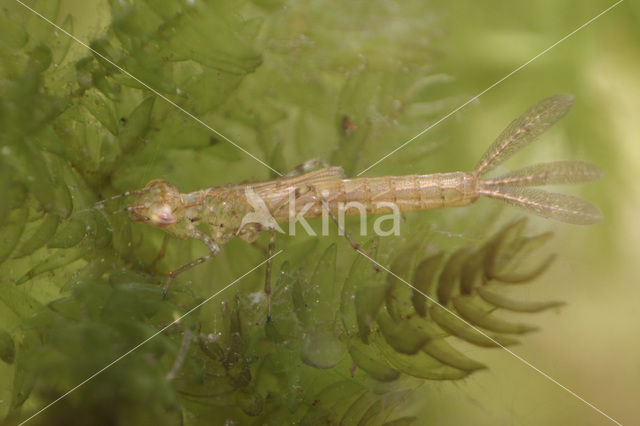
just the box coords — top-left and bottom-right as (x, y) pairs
(121, 94), (603, 302)
(128, 95), (603, 250)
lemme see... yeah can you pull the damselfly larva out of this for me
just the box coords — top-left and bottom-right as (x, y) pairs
(100, 95), (602, 317)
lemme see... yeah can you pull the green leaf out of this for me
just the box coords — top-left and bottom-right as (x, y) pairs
(47, 217), (87, 249)
(483, 218), (528, 276)
(235, 389), (263, 417)
(92, 69), (122, 101)
(291, 274), (310, 327)
(0, 208), (28, 264)
(477, 287), (565, 313)
(357, 391), (411, 426)
(341, 241), (379, 336)
(165, 4), (262, 74)
(24, 0), (60, 43)
(12, 146), (59, 213)
(85, 210), (113, 249)
(300, 381), (365, 425)
(0, 12), (29, 49)
(355, 279), (388, 342)
(411, 252), (443, 316)
(88, 38), (120, 72)
(376, 310), (430, 355)
(341, 391), (383, 425)
(17, 246), (88, 284)
(29, 44), (52, 72)
(10, 356), (35, 411)
(51, 14), (74, 64)
(492, 254), (556, 284)
(436, 248), (470, 305)
(452, 296), (539, 334)
(385, 246), (420, 321)
(0, 329), (16, 364)
(0, 282), (44, 319)
(422, 335), (486, 372)
(311, 244), (337, 318)
(83, 89), (119, 135)
(430, 304), (519, 348)
(47, 296), (84, 322)
(370, 333), (468, 380)
(381, 417), (418, 426)
(300, 324), (346, 369)
(11, 212), (60, 259)
(119, 97), (155, 153)
(348, 340), (399, 382)
(459, 247), (487, 294)
(0, 180), (27, 225)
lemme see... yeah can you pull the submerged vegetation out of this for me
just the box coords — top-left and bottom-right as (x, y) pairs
(0, 1), (595, 424)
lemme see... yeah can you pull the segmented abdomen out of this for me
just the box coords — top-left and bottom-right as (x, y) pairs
(263, 171), (479, 221)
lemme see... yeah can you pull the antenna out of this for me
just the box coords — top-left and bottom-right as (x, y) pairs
(93, 188), (147, 210)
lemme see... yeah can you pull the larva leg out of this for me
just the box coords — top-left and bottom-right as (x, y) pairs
(152, 233), (171, 269)
(165, 327), (192, 381)
(284, 158), (330, 177)
(250, 240), (269, 256)
(162, 229), (221, 298)
(265, 229), (276, 322)
(306, 184), (380, 272)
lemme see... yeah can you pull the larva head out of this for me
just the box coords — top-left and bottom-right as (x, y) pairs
(128, 180), (182, 228)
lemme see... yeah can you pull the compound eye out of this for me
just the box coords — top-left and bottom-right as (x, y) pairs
(150, 204), (177, 228)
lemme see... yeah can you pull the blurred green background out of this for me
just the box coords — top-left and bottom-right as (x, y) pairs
(1, 0), (638, 424)
(417, 1), (640, 424)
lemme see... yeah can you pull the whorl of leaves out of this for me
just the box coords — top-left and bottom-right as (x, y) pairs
(4, 220), (561, 425)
